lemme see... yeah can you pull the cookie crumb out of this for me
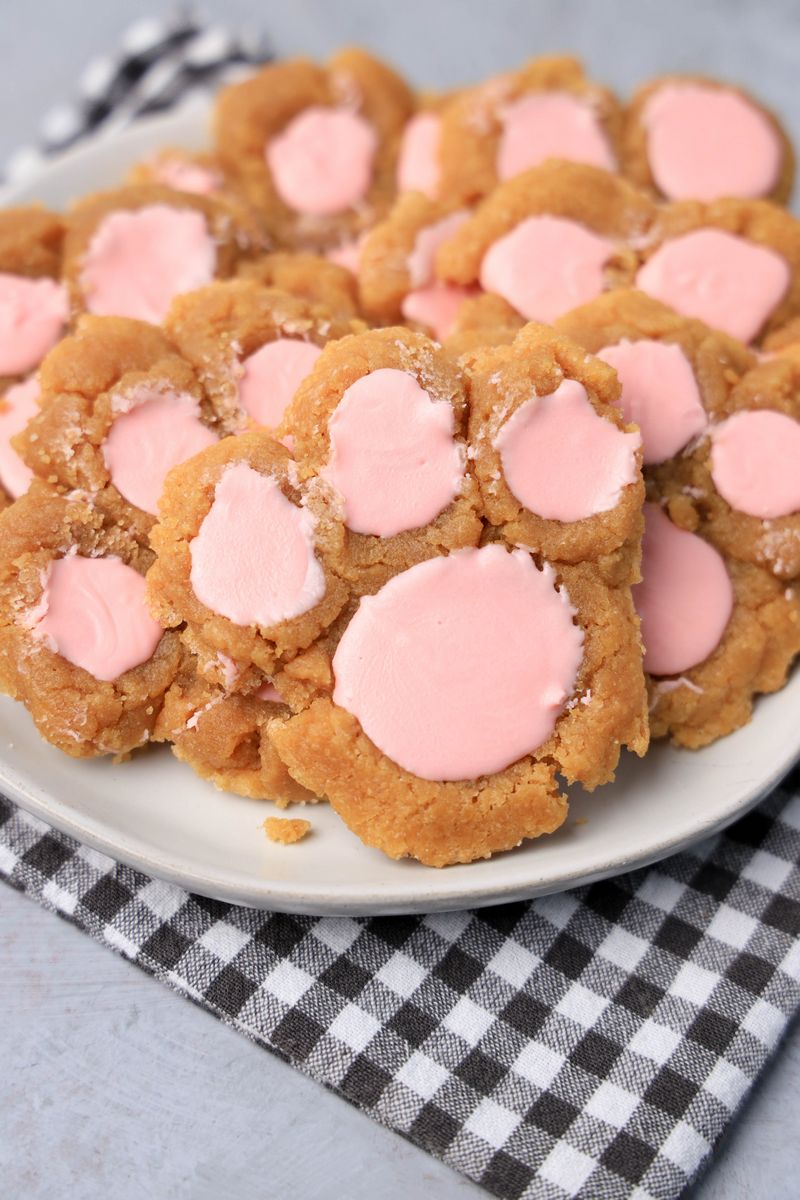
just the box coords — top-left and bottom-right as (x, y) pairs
(263, 816), (311, 845)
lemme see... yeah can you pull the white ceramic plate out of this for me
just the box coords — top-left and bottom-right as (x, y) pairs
(2, 107), (799, 915)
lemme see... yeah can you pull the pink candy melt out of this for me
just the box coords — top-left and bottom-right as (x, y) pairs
(633, 504), (733, 676)
(494, 379), (641, 521)
(325, 233), (368, 274)
(644, 84), (782, 202)
(710, 410), (800, 519)
(102, 387), (218, 515)
(407, 210), (470, 289)
(597, 339), (707, 465)
(30, 554), (162, 681)
(497, 92), (616, 180)
(238, 339), (322, 428)
(266, 107), (377, 216)
(332, 545), (584, 781)
(0, 376), (39, 498)
(151, 157), (222, 195)
(401, 284), (473, 341)
(397, 112), (442, 198)
(324, 367), (465, 537)
(636, 230), (789, 343)
(256, 681), (283, 703)
(0, 274), (69, 375)
(80, 205), (217, 324)
(190, 463), (325, 627)
(480, 216), (614, 322)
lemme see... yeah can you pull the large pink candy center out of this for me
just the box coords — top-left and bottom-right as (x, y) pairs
(266, 107), (377, 216)
(102, 387), (218, 516)
(480, 216), (614, 322)
(643, 84), (782, 202)
(0, 273), (69, 376)
(332, 544), (584, 781)
(0, 376), (39, 499)
(30, 553), (162, 682)
(494, 378), (641, 522)
(597, 338), (707, 465)
(636, 229), (789, 343)
(80, 205), (217, 325)
(497, 92), (616, 180)
(710, 409), (800, 519)
(396, 112), (442, 198)
(324, 367), (465, 538)
(238, 339), (322, 428)
(190, 462), (325, 627)
(633, 504), (733, 676)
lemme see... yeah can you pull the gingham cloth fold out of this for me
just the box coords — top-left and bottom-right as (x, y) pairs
(2, 15), (800, 1200)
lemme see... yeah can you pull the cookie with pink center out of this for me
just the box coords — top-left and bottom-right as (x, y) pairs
(270, 542), (648, 866)
(237, 252), (361, 320)
(279, 327), (483, 591)
(0, 376), (41, 508)
(635, 198), (800, 345)
(0, 206), (70, 392)
(435, 161), (655, 325)
(622, 75), (794, 205)
(0, 485), (181, 757)
(63, 184), (265, 325)
(436, 56), (622, 207)
(213, 50), (413, 251)
(165, 280), (363, 436)
(634, 503), (800, 748)
(146, 433), (349, 679)
(15, 316), (219, 546)
(395, 90), (459, 202)
(462, 323), (644, 585)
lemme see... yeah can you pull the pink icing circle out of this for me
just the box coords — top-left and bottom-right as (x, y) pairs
(397, 112), (442, 198)
(494, 378), (641, 521)
(80, 205), (217, 325)
(30, 553), (162, 682)
(710, 410), (800, 519)
(323, 367), (465, 537)
(332, 545), (584, 781)
(102, 387), (218, 516)
(401, 283), (474, 341)
(0, 376), (39, 498)
(266, 107), (377, 216)
(596, 339), (708, 465)
(0, 274), (69, 376)
(480, 216), (614, 322)
(497, 92), (616, 180)
(636, 229), (789, 343)
(150, 157), (222, 195)
(238, 339), (323, 428)
(190, 462), (325, 627)
(407, 210), (470, 289)
(325, 233), (368, 275)
(633, 504), (733, 676)
(643, 84), (782, 202)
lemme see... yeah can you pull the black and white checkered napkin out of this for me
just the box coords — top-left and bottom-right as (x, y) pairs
(2, 16), (800, 1199)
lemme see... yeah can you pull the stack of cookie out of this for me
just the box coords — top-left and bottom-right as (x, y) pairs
(1, 51), (799, 866)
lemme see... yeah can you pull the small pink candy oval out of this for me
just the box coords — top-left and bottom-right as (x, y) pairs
(332, 544), (584, 781)
(190, 463), (326, 627)
(643, 83), (782, 202)
(480, 216), (615, 322)
(497, 92), (616, 180)
(150, 157), (222, 195)
(0, 376), (39, 498)
(407, 210), (470, 289)
(238, 339), (323, 428)
(0, 274), (69, 376)
(596, 338), (707, 465)
(397, 112), (442, 198)
(266, 107), (377, 216)
(80, 205), (217, 325)
(494, 378), (641, 522)
(30, 554), (162, 682)
(636, 229), (789, 344)
(710, 410), (800, 519)
(325, 232), (369, 275)
(102, 388), (218, 515)
(401, 283), (474, 342)
(324, 367), (465, 537)
(633, 504), (733, 676)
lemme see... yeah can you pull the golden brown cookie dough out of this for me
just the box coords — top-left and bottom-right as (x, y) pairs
(442, 293), (524, 360)
(264, 816), (312, 843)
(213, 50), (413, 251)
(126, 147), (228, 194)
(762, 317), (800, 356)
(279, 326), (483, 592)
(0, 484), (181, 757)
(165, 279), (362, 433)
(237, 252), (362, 320)
(0, 206), (68, 392)
(437, 56), (623, 206)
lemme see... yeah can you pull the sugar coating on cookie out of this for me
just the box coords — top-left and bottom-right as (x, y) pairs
(0, 377), (38, 499)
(0, 274), (69, 377)
(709, 410), (800, 519)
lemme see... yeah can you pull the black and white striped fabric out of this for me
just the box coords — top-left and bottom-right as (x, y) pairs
(2, 17), (800, 1200)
